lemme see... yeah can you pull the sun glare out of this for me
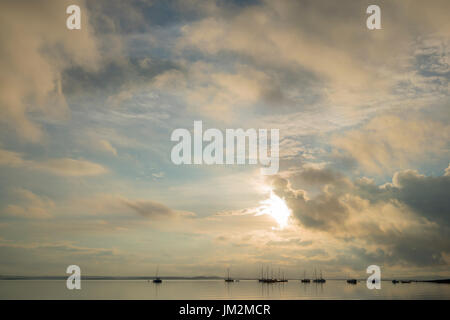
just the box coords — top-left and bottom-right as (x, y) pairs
(257, 191), (291, 228)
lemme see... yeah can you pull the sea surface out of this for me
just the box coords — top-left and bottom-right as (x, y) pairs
(0, 279), (449, 300)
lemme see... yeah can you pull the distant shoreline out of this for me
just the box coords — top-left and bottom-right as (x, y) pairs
(0, 276), (221, 281)
(0, 276), (448, 283)
(420, 279), (450, 284)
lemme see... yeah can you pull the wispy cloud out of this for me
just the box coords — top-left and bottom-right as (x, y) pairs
(0, 148), (107, 176)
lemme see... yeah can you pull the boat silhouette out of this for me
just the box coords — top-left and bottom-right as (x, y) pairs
(225, 268), (234, 282)
(152, 266), (162, 283)
(278, 270), (288, 282)
(258, 265), (265, 282)
(301, 271), (311, 283)
(312, 270), (326, 283)
(259, 266), (277, 283)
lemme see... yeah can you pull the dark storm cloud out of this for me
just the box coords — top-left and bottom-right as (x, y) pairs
(368, 230), (449, 267)
(356, 169), (450, 227)
(392, 170), (450, 226)
(268, 165), (450, 267)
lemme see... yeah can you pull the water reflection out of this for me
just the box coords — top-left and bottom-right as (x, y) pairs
(152, 281), (161, 298)
(0, 280), (449, 300)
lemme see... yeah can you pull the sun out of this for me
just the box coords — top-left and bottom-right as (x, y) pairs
(257, 191), (291, 228)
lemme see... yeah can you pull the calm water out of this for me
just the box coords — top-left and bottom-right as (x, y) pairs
(0, 280), (449, 300)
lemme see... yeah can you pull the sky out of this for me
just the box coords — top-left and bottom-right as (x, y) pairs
(0, 0), (449, 279)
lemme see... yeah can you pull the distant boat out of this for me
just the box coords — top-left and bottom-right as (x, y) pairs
(265, 266), (276, 283)
(313, 270), (326, 283)
(225, 268), (234, 282)
(422, 279), (450, 284)
(347, 279), (357, 284)
(274, 268), (287, 282)
(259, 266), (277, 283)
(264, 279), (277, 283)
(301, 271), (311, 283)
(258, 266), (265, 282)
(312, 269), (318, 283)
(392, 280), (399, 284)
(152, 265), (162, 283)
(400, 280), (411, 283)
(278, 271), (288, 282)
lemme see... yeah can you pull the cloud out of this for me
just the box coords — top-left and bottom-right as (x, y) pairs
(0, 149), (25, 167)
(37, 158), (108, 176)
(97, 140), (118, 156)
(122, 198), (195, 219)
(0, 0), (101, 142)
(0, 240), (114, 256)
(151, 172), (165, 179)
(267, 165), (450, 266)
(0, 148), (107, 176)
(288, 167), (350, 189)
(215, 207), (260, 216)
(0, 240), (118, 275)
(177, 0), (450, 112)
(153, 62), (285, 121)
(332, 115), (450, 173)
(56, 193), (196, 223)
(370, 169), (450, 227)
(2, 188), (54, 219)
(268, 174), (350, 231)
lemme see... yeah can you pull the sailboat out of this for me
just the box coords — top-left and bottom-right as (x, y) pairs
(225, 268), (234, 282)
(346, 272), (357, 284)
(318, 270), (326, 283)
(258, 265), (265, 282)
(313, 269), (326, 283)
(279, 270), (288, 282)
(152, 265), (162, 283)
(301, 271), (310, 283)
(261, 266), (276, 283)
(312, 269), (319, 283)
